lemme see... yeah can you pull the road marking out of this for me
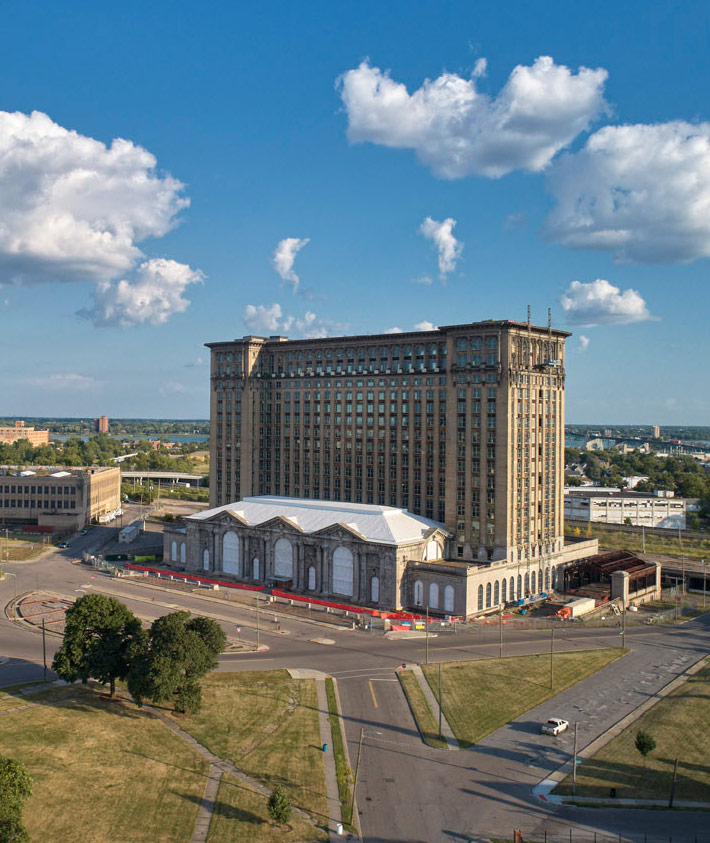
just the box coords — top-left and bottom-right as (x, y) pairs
(369, 679), (378, 708)
(368, 678), (398, 682)
(330, 666), (399, 676)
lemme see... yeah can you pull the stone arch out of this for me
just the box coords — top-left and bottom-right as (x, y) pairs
(202, 548), (210, 571)
(371, 576), (380, 603)
(414, 580), (424, 605)
(222, 531), (240, 575)
(332, 546), (354, 596)
(274, 538), (294, 578)
(429, 582), (439, 610)
(444, 584), (454, 614)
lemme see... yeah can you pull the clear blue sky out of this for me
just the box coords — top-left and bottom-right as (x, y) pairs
(0, 0), (708, 424)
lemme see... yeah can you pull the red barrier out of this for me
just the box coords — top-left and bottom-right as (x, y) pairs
(124, 564), (266, 592)
(270, 589), (377, 615)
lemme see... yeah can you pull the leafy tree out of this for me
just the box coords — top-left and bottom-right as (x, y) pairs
(267, 786), (291, 825)
(635, 730), (656, 765)
(128, 612), (226, 713)
(52, 594), (145, 699)
(0, 757), (32, 843)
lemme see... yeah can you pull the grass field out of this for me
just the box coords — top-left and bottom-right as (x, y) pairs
(422, 649), (624, 747)
(0, 535), (51, 561)
(398, 670), (450, 750)
(0, 684), (207, 842)
(168, 671), (328, 826)
(325, 677), (355, 831)
(208, 775), (326, 842)
(555, 660), (710, 801)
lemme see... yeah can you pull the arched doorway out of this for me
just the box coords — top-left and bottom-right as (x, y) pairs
(252, 557), (260, 580)
(171, 541), (177, 563)
(308, 566), (316, 590)
(274, 538), (293, 578)
(429, 583), (439, 610)
(444, 584), (454, 613)
(332, 546), (354, 596)
(414, 580), (423, 606)
(371, 576), (379, 603)
(222, 531), (239, 575)
(202, 549), (210, 571)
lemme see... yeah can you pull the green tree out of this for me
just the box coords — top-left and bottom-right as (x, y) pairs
(128, 612), (226, 714)
(267, 785), (291, 825)
(52, 594), (145, 699)
(635, 730), (656, 765)
(0, 757), (32, 843)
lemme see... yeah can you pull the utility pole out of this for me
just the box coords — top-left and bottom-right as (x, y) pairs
(642, 524), (646, 554)
(499, 610), (503, 659)
(703, 559), (707, 611)
(425, 604), (429, 665)
(350, 727), (364, 823)
(549, 627), (554, 690)
(255, 595), (260, 650)
(438, 662), (443, 738)
(42, 617), (47, 681)
(572, 722), (578, 796)
(620, 605), (626, 649)
(668, 757), (679, 808)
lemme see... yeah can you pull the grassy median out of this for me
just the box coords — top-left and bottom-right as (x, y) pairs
(555, 659), (710, 801)
(398, 670), (450, 750)
(324, 677), (356, 832)
(421, 648), (623, 747)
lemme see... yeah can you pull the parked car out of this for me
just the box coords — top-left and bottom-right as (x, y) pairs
(541, 718), (569, 736)
(80, 529), (88, 535)
(57, 541), (69, 548)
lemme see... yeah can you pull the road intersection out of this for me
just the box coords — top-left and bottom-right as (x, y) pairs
(1, 546), (709, 842)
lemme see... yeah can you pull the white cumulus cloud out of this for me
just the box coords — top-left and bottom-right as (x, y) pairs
(272, 237), (310, 292)
(385, 326), (404, 334)
(545, 121), (710, 263)
(559, 280), (654, 326)
(0, 109), (189, 285)
(419, 217), (462, 280)
(243, 302), (346, 339)
(414, 320), (436, 331)
(338, 56), (607, 178)
(79, 258), (203, 327)
(579, 335), (591, 351)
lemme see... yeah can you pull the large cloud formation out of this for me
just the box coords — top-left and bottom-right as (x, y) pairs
(79, 258), (203, 327)
(243, 302), (347, 339)
(339, 56), (607, 178)
(545, 121), (710, 263)
(272, 237), (310, 292)
(0, 108), (201, 325)
(559, 279), (654, 326)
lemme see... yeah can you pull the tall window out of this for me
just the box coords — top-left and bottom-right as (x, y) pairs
(414, 580), (424, 605)
(222, 531), (239, 575)
(202, 549), (210, 571)
(274, 538), (294, 578)
(333, 546), (354, 596)
(429, 582), (439, 610)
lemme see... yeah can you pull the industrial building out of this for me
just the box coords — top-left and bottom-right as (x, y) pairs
(0, 421), (50, 447)
(0, 465), (121, 531)
(564, 488), (686, 529)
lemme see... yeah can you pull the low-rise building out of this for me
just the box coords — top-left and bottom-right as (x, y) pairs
(0, 465), (121, 531)
(164, 495), (598, 616)
(564, 488), (686, 529)
(0, 421), (50, 446)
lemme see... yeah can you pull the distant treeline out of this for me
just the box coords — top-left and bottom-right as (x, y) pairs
(567, 424), (710, 442)
(0, 418), (210, 436)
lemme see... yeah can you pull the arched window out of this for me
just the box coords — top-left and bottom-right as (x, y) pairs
(444, 585), (454, 614)
(429, 583), (439, 610)
(494, 581), (500, 605)
(332, 546), (354, 596)
(274, 538), (293, 578)
(414, 580), (424, 605)
(524, 572), (530, 595)
(425, 539), (440, 561)
(517, 575), (522, 599)
(180, 543), (186, 564)
(308, 566), (316, 590)
(252, 557), (260, 580)
(501, 579), (507, 603)
(538, 570), (544, 593)
(222, 531), (240, 575)
(486, 582), (492, 608)
(509, 576), (515, 601)
(371, 576), (380, 603)
(202, 549), (210, 571)
(171, 540), (177, 563)
(477, 584), (484, 610)
(545, 568), (551, 591)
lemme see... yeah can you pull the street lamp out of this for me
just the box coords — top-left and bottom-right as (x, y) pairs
(3, 571), (17, 601)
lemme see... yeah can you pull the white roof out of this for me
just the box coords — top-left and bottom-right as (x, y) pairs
(50, 471), (71, 477)
(189, 496), (448, 546)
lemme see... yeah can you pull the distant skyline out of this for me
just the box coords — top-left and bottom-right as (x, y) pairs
(1, 1), (709, 424)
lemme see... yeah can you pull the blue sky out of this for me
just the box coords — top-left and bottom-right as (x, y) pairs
(0, 0), (708, 424)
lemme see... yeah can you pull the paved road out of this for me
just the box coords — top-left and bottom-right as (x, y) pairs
(2, 543), (709, 841)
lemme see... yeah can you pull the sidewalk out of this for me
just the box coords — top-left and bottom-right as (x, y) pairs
(408, 664), (459, 750)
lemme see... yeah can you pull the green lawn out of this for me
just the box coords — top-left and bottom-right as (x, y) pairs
(325, 677), (355, 831)
(398, 670), (449, 750)
(208, 775), (326, 842)
(422, 649), (624, 747)
(167, 671), (328, 827)
(0, 684), (207, 842)
(555, 660), (710, 801)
